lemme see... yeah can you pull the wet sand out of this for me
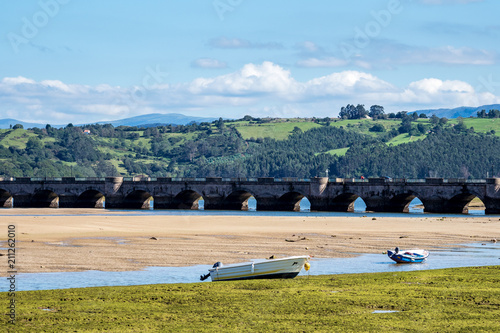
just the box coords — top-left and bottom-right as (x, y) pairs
(0, 209), (499, 275)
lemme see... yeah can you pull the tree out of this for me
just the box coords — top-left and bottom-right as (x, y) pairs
(488, 109), (500, 118)
(12, 124), (23, 130)
(398, 118), (412, 134)
(369, 105), (385, 119)
(417, 123), (426, 134)
(215, 117), (225, 131)
(369, 124), (386, 132)
(430, 114), (440, 125)
(339, 104), (367, 119)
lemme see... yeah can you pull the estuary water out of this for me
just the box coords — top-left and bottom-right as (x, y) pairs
(7, 242), (499, 291)
(1, 199), (496, 292)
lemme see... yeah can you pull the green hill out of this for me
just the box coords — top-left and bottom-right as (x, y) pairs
(0, 116), (499, 179)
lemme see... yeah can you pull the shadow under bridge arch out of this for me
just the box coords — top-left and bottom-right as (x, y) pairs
(0, 189), (13, 208)
(330, 193), (365, 212)
(388, 193), (421, 213)
(31, 190), (59, 208)
(446, 192), (485, 214)
(254, 191), (307, 211)
(171, 190), (203, 210)
(76, 190), (105, 208)
(124, 190), (153, 209)
(217, 190), (255, 211)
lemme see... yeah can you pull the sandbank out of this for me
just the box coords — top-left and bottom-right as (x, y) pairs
(0, 209), (499, 275)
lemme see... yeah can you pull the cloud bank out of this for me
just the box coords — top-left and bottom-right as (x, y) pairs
(1, 62), (498, 124)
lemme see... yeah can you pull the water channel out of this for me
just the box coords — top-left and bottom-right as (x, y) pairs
(6, 242), (499, 291)
(2, 199), (498, 292)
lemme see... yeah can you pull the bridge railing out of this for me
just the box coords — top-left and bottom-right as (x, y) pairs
(0, 176), (497, 184)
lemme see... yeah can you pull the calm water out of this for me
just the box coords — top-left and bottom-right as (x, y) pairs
(0, 197), (490, 218)
(6, 243), (499, 291)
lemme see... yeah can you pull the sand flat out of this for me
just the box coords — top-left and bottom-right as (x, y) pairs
(0, 209), (499, 275)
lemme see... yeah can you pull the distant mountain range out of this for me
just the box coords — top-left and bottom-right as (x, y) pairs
(2, 104), (500, 129)
(411, 104), (500, 118)
(0, 113), (217, 129)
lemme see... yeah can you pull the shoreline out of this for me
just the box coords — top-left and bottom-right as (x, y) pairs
(0, 209), (499, 276)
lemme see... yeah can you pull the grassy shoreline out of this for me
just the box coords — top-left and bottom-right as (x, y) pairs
(3, 266), (500, 332)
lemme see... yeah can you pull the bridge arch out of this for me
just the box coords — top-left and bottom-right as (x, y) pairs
(389, 192), (422, 213)
(76, 190), (105, 208)
(124, 190), (153, 209)
(32, 189), (59, 208)
(447, 192), (485, 214)
(0, 189), (13, 208)
(330, 193), (360, 212)
(172, 190), (203, 209)
(277, 191), (306, 211)
(223, 190), (254, 211)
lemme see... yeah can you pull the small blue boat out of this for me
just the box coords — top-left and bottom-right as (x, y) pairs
(387, 247), (429, 263)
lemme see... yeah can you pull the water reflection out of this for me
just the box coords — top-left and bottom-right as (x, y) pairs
(9, 243), (499, 292)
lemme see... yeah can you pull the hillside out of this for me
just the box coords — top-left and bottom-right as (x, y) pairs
(0, 116), (499, 179)
(2, 103), (499, 129)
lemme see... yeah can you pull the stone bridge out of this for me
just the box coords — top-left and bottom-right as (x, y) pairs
(1, 177), (499, 214)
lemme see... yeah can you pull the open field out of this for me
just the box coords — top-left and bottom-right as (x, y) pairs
(235, 121), (321, 140)
(2, 266), (499, 331)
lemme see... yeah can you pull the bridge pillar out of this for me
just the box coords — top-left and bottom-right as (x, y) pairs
(255, 197), (293, 211)
(103, 177), (126, 209)
(58, 194), (78, 208)
(152, 195), (173, 209)
(364, 196), (395, 213)
(308, 177), (330, 211)
(12, 194), (33, 208)
(485, 178), (500, 214)
(421, 197), (450, 214)
(484, 199), (500, 214)
(309, 198), (330, 211)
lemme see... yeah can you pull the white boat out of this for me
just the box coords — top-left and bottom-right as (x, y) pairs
(200, 255), (311, 282)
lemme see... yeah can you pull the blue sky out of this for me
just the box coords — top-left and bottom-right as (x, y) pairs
(1, 0), (500, 124)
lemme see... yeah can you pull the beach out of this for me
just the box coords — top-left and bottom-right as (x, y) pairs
(0, 209), (499, 276)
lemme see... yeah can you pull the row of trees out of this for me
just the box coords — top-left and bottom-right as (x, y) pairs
(477, 109), (500, 118)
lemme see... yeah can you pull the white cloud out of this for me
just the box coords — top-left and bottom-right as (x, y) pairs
(191, 58), (228, 69)
(297, 57), (349, 68)
(188, 61), (302, 97)
(209, 37), (284, 49)
(1, 62), (499, 124)
(402, 46), (497, 65)
(344, 39), (498, 67)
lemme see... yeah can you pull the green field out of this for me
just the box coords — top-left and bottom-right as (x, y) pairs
(235, 121), (322, 140)
(386, 133), (427, 146)
(3, 266), (499, 332)
(317, 147), (349, 156)
(0, 129), (38, 149)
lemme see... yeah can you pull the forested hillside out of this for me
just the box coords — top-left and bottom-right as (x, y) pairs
(0, 116), (499, 179)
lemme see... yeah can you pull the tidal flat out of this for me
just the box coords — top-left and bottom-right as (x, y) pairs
(2, 266), (500, 332)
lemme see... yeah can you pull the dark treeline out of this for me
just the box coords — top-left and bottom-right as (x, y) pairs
(190, 127), (500, 179)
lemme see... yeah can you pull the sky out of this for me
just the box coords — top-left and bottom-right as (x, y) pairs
(1, 0), (500, 124)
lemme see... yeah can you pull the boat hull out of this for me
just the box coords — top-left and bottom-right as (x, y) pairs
(208, 256), (309, 282)
(387, 249), (429, 263)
